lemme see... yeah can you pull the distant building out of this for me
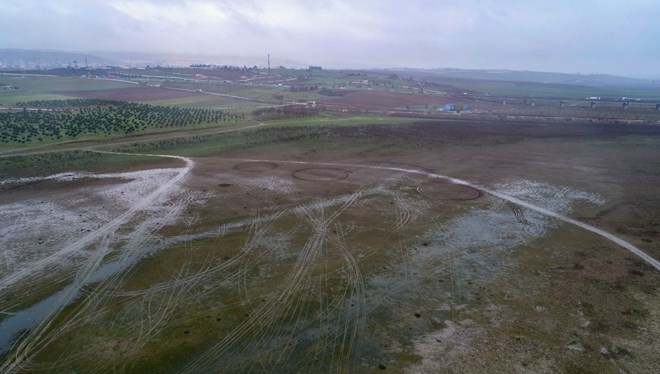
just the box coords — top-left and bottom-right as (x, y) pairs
(441, 103), (468, 112)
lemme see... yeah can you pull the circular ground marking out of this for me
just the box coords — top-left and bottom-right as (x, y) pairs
(417, 180), (481, 201)
(292, 167), (351, 182)
(233, 162), (278, 172)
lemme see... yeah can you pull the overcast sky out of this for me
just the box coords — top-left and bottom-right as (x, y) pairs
(2, 0), (659, 78)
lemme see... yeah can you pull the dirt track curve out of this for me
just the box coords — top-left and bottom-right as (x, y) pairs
(226, 157), (660, 273)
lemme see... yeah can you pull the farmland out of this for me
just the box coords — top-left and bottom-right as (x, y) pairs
(0, 100), (240, 143)
(1, 70), (660, 373)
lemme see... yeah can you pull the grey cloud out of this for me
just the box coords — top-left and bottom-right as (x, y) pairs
(0, 0), (658, 78)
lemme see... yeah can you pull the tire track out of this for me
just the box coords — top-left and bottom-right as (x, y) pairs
(506, 201), (529, 225)
(326, 223), (367, 373)
(0, 151), (194, 373)
(181, 191), (363, 373)
(224, 157), (660, 273)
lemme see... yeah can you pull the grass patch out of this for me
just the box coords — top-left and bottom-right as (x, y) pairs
(0, 150), (178, 178)
(1, 75), (135, 92)
(105, 116), (421, 156)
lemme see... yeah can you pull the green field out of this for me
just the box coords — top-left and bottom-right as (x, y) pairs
(144, 95), (271, 110)
(102, 115), (417, 157)
(0, 75), (136, 106)
(424, 77), (660, 100)
(2, 72), (659, 150)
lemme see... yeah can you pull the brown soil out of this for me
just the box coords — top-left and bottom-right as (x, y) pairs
(233, 161), (278, 172)
(417, 180), (481, 201)
(55, 87), (201, 101)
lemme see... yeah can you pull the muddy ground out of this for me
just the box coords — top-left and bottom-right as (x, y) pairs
(320, 90), (457, 110)
(1, 120), (659, 373)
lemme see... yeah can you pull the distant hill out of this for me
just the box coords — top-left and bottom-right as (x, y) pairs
(0, 49), (106, 69)
(3, 48), (657, 87)
(88, 51), (308, 70)
(389, 68), (658, 87)
(0, 48), (307, 70)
